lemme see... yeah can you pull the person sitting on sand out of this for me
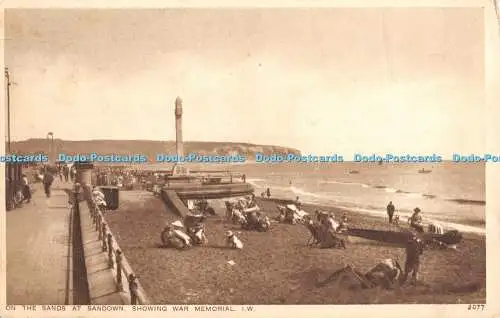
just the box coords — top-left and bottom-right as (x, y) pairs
(294, 196), (302, 208)
(338, 213), (349, 232)
(245, 210), (260, 226)
(247, 193), (257, 208)
(226, 231), (243, 249)
(326, 213), (339, 232)
(171, 221), (192, 247)
(276, 206), (287, 222)
(233, 208), (246, 224)
(314, 210), (322, 223)
(364, 258), (403, 289)
(161, 225), (190, 249)
(409, 208), (424, 232)
(317, 211), (329, 226)
(161, 225), (176, 245)
(319, 258), (402, 289)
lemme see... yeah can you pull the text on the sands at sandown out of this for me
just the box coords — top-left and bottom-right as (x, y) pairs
(3, 305), (254, 312)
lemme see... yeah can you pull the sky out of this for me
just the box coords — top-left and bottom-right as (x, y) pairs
(4, 8), (485, 154)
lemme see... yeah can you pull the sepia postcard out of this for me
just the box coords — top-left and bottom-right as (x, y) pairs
(1, 0), (500, 317)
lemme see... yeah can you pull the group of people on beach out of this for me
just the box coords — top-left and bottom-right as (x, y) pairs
(260, 187), (272, 198)
(289, 195), (425, 287)
(155, 180), (433, 289)
(386, 201), (425, 232)
(276, 194), (426, 287)
(334, 233), (424, 289)
(161, 216), (244, 250)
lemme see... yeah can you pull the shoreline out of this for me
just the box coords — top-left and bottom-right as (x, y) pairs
(245, 173), (485, 235)
(254, 196), (485, 237)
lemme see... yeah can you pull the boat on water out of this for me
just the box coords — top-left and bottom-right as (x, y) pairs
(418, 168), (432, 174)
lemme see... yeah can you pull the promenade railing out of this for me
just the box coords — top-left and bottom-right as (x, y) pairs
(76, 186), (151, 305)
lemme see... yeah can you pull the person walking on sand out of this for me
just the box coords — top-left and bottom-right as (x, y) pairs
(266, 187), (271, 199)
(387, 201), (395, 223)
(295, 196), (302, 208)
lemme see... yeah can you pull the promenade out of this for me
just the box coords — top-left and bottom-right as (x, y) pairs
(6, 179), (73, 304)
(6, 178), (127, 305)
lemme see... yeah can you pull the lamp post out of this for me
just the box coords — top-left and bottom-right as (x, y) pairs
(5, 67), (11, 153)
(47, 132), (54, 164)
(4, 67), (13, 210)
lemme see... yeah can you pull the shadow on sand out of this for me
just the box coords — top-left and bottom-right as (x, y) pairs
(152, 242), (232, 250)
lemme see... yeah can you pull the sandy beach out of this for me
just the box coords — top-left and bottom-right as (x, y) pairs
(104, 190), (485, 304)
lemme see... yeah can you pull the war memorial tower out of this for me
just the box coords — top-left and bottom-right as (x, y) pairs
(172, 96), (189, 176)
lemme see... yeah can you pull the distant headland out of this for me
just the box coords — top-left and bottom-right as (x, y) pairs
(10, 139), (302, 159)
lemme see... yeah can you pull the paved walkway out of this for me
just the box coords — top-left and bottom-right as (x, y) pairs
(79, 202), (126, 304)
(6, 179), (73, 304)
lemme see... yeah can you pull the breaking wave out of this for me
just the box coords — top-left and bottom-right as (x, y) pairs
(290, 186), (323, 198)
(320, 180), (485, 206)
(248, 178), (484, 234)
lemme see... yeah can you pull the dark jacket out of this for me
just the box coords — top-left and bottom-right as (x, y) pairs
(43, 172), (54, 184)
(387, 203), (395, 213)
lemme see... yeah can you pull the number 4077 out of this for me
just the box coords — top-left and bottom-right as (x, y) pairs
(467, 304), (485, 310)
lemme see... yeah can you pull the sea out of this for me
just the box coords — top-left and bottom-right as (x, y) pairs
(228, 161), (485, 235)
(130, 161), (485, 235)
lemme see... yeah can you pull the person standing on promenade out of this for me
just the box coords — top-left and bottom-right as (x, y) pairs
(70, 166), (76, 182)
(58, 164), (64, 182)
(63, 164), (69, 182)
(387, 201), (395, 223)
(43, 171), (54, 198)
